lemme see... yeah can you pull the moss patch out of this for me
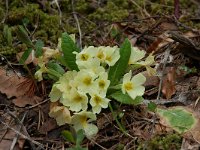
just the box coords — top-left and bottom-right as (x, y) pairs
(138, 133), (182, 150)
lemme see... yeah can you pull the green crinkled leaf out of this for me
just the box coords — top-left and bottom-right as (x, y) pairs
(19, 48), (33, 64)
(15, 25), (34, 48)
(148, 102), (157, 112)
(35, 39), (44, 57)
(62, 130), (75, 143)
(76, 129), (85, 145)
(47, 62), (65, 75)
(56, 55), (68, 67)
(67, 146), (88, 150)
(108, 39), (131, 86)
(67, 129), (88, 150)
(157, 107), (197, 133)
(61, 32), (79, 71)
(111, 91), (143, 105)
(46, 68), (62, 81)
(3, 25), (12, 46)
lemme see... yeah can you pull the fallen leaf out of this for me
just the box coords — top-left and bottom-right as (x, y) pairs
(157, 106), (200, 143)
(49, 102), (72, 126)
(143, 71), (160, 87)
(0, 113), (25, 150)
(159, 22), (178, 31)
(39, 118), (58, 134)
(0, 129), (21, 150)
(0, 68), (42, 107)
(147, 33), (173, 53)
(162, 67), (176, 99)
(157, 106), (197, 134)
(12, 95), (42, 107)
(16, 51), (35, 65)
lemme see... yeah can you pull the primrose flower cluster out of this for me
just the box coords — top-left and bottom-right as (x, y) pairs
(37, 39), (155, 138)
(49, 46), (121, 138)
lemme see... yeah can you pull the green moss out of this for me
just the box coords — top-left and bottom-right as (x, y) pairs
(89, 1), (129, 22)
(137, 133), (182, 150)
(0, 0), (199, 55)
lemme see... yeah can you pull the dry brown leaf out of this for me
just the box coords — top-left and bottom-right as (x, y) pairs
(0, 68), (29, 98)
(159, 22), (178, 31)
(16, 51), (35, 65)
(147, 33), (173, 53)
(162, 67), (176, 99)
(12, 95), (42, 107)
(39, 118), (58, 134)
(143, 71), (160, 87)
(0, 129), (21, 150)
(0, 113), (25, 150)
(0, 68), (42, 107)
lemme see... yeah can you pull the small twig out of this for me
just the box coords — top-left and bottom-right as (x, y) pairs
(51, 0), (62, 26)
(0, 119), (45, 149)
(30, 14), (39, 38)
(143, 45), (172, 150)
(172, 16), (200, 33)
(1, 0), (9, 24)
(10, 112), (27, 150)
(0, 54), (21, 78)
(6, 110), (36, 149)
(156, 47), (171, 100)
(0, 125), (9, 143)
(90, 139), (108, 150)
(124, 138), (137, 150)
(174, 0), (180, 19)
(71, 0), (82, 49)
(129, 0), (150, 17)
(25, 98), (49, 109)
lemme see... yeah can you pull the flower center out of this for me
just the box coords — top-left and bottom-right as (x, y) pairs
(94, 95), (102, 105)
(81, 54), (89, 61)
(98, 80), (105, 89)
(83, 77), (92, 86)
(97, 50), (104, 59)
(106, 56), (112, 62)
(124, 82), (133, 91)
(74, 95), (83, 102)
(80, 115), (87, 126)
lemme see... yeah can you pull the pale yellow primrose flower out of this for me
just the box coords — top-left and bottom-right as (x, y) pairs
(89, 58), (105, 75)
(74, 46), (98, 69)
(96, 46), (106, 62)
(136, 54), (156, 76)
(42, 47), (60, 62)
(49, 104), (71, 126)
(77, 57), (105, 74)
(35, 60), (48, 81)
(73, 69), (98, 94)
(122, 71), (146, 100)
(49, 71), (77, 102)
(128, 47), (146, 65)
(94, 72), (110, 96)
(61, 88), (88, 112)
(56, 70), (77, 92)
(103, 46), (120, 66)
(71, 111), (98, 138)
(49, 84), (62, 102)
(90, 94), (110, 114)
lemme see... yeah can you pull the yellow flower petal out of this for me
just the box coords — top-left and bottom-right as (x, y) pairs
(122, 71), (146, 99)
(49, 103), (71, 126)
(129, 47), (146, 64)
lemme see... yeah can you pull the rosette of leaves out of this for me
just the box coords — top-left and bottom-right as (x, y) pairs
(34, 32), (156, 138)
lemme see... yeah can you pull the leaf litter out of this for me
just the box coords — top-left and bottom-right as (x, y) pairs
(1, 0), (200, 149)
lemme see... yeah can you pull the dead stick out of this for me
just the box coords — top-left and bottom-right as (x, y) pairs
(0, 119), (45, 149)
